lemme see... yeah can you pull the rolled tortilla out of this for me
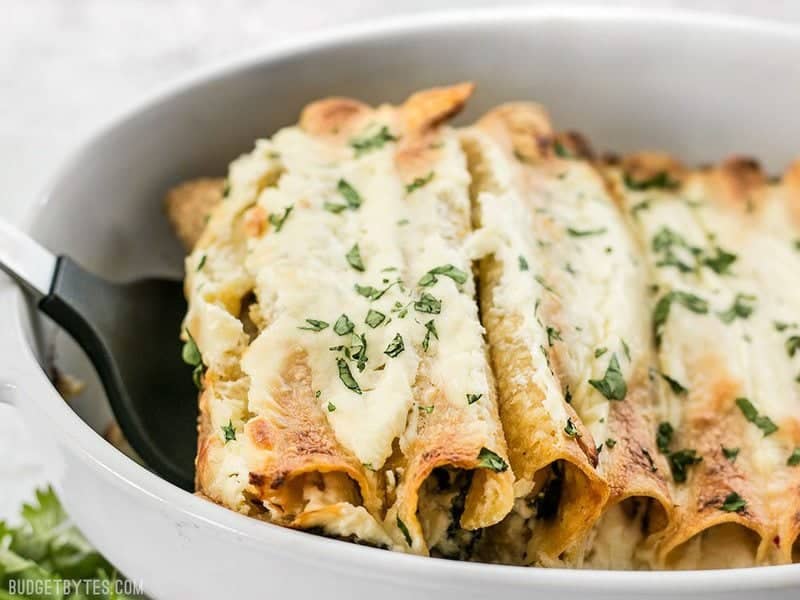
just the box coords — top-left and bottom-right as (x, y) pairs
(603, 153), (790, 568)
(461, 104), (627, 566)
(187, 84), (514, 552)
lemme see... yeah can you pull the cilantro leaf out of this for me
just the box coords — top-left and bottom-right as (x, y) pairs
(588, 354), (627, 400)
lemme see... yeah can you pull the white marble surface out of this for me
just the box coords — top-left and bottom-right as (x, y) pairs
(1, 0), (798, 520)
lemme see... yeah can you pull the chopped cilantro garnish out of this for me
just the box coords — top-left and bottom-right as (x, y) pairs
(668, 449), (702, 483)
(299, 318), (330, 332)
(414, 292), (442, 314)
(222, 179), (231, 197)
(323, 201), (347, 213)
(327, 402), (336, 412)
(605, 438), (617, 449)
(337, 178), (363, 209)
(418, 404), (435, 414)
(518, 255), (529, 271)
(594, 346), (608, 358)
(623, 171), (679, 191)
(182, 330), (206, 389)
(384, 333), (405, 358)
(355, 279), (400, 301)
(653, 290), (709, 347)
(564, 418), (580, 438)
(718, 293), (756, 324)
(418, 264), (468, 287)
(567, 227), (607, 237)
(365, 309), (386, 328)
(787, 448), (800, 466)
(660, 372), (688, 395)
(703, 246), (737, 275)
(621, 339), (631, 362)
(547, 326), (562, 347)
(787, 336), (800, 357)
(333, 314), (355, 336)
(722, 446), (740, 462)
(656, 422), (674, 454)
(422, 319), (438, 352)
(720, 492), (747, 513)
(735, 397), (777, 436)
(222, 420), (236, 443)
(350, 126), (398, 156)
(588, 354), (627, 401)
(345, 244), (365, 271)
(553, 140), (572, 158)
(476, 448), (509, 472)
(406, 171), (434, 193)
(397, 516), (412, 546)
(196, 254), (207, 271)
(268, 205), (293, 232)
(466, 393), (482, 405)
(337, 358), (361, 394)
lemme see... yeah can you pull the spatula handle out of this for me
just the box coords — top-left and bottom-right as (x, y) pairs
(0, 220), (57, 300)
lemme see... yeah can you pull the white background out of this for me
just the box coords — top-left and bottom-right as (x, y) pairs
(1, 0), (798, 520)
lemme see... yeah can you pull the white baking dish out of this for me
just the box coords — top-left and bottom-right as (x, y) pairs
(1, 7), (799, 599)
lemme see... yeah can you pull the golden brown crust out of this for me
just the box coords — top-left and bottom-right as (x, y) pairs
(164, 178), (225, 249)
(299, 97), (371, 138)
(243, 350), (380, 520)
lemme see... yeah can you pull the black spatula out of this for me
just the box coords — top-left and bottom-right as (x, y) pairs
(0, 221), (196, 490)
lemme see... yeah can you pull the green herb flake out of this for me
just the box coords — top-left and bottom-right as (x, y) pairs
(564, 417), (581, 438)
(222, 179), (231, 197)
(553, 140), (572, 158)
(703, 247), (738, 275)
(196, 254), (207, 271)
(327, 402), (336, 412)
(268, 205), (293, 232)
(397, 516), (412, 546)
(406, 171), (435, 193)
(323, 201), (347, 214)
(605, 438), (617, 449)
(668, 449), (702, 483)
(333, 314), (355, 336)
(631, 200), (651, 216)
(222, 421), (236, 443)
(414, 292), (442, 314)
(365, 309), (386, 328)
(350, 125), (398, 156)
(722, 446), (740, 462)
(653, 290), (709, 347)
(588, 354), (627, 401)
(418, 404), (435, 414)
(656, 422), (674, 454)
(476, 447), (509, 472)
(337, 178), (363, 209)
(594, 346), (608, 358)
(298, 318), (330, 332)
(623, 171), (679, 191)
(384, 333), (405, 358)
(518, 255), (529, 271)
(787, 448), (800, 466)
(547, 326), (563, 347)
(787, 336), (800, 358)
(660, 372), (688, 395)
(345, 244), (365, 271)
(720, 492), (747, 513)
(182, 331), (202, 367)
(735, 397), (778, 436)
(418, 264), (468, 287)
(422, 319), (438, 352)
(621, 339), (631, 362)
(567, 227), (607, 238)
(718, 293), (757, 324)
(534, 274), (558, 295)
(337, 358), (361, 394)
(466, 393), (482, 405)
